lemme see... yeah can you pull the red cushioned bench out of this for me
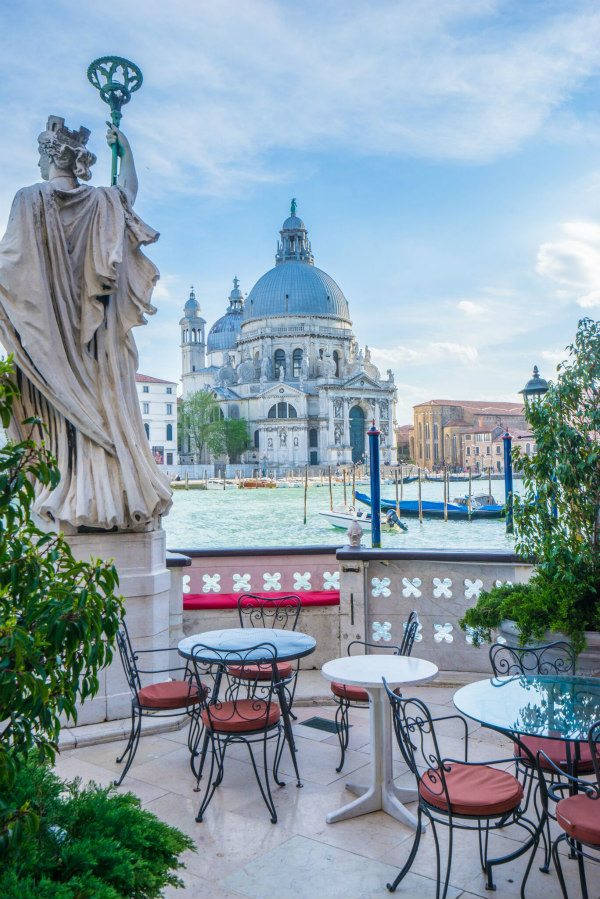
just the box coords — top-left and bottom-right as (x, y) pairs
(183, 591), (340, 610)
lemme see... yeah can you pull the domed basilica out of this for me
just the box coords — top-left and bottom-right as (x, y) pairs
(180, 203), (396, 468)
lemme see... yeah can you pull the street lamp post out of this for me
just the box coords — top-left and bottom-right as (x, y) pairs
(368, 421), (381, 549)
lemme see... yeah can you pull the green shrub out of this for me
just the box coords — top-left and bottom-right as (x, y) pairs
(460, 318), (600, 650)
(0, 761), (194, 898)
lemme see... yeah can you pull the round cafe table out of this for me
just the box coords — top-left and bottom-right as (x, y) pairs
(179, 628), (316, 786)
(321, 654), (438, 828)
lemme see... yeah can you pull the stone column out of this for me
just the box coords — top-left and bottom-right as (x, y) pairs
(66, 529), (172, 725)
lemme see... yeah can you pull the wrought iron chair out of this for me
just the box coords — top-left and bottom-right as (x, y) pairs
(331, 609), (420, 773)
(235, 593), (303, 717)
(538, 720), (600, 899)
(115, 619), (204, 786)
(384, 683), (539, 899)
(489, 640), (593, 869)
(189, 640), (287, 823)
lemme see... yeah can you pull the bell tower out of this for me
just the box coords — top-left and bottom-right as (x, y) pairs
(180, 286), (206, 374)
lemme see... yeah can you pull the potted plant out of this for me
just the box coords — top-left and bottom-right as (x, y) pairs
(461, 318), (600, 666)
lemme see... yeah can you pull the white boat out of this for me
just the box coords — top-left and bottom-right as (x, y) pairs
(319, 509), (408, 532)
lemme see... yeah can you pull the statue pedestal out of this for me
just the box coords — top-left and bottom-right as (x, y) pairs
(65, 528), (172, 726)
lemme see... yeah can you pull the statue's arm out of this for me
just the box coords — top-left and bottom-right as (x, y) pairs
(106, 125), (138, 205)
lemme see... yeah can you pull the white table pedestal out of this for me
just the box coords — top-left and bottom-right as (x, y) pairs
(321, 653), (438, 829)
(326, 687), (419, 827)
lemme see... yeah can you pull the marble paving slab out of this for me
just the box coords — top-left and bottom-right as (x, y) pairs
(221, 833), (461, 899)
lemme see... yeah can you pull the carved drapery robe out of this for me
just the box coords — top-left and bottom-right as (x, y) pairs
(0, 181), (172, 531)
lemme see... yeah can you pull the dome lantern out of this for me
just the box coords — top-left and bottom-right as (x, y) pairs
(276, 199), (314, 266)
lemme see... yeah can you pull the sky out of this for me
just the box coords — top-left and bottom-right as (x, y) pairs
(1, 0), (600, 423)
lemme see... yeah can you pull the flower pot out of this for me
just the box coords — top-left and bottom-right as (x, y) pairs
(497, 620), (600, 676)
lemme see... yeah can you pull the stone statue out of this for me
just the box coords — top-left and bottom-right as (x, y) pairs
(346, 517), (363, 547)
(218, 354), (238, 387)
(0, 116), (172, 532)
(279, 430), (287, 447)
(278, 365), (285, 382)
(260, 355), (271, 383)
(236, 350), (254, 383)
(364, 345), (371, 364)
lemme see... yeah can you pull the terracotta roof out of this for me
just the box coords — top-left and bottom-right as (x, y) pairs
(395, 424), (412, 435)
(135, 373), (177, 385)
(415, 399), (524, 414)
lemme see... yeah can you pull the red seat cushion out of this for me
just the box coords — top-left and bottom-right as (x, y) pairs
(515, 736), (595, 772)
(228, 662), (293, 680)
(331, 681), (369, 703)
(201, 699), (281, 733)
(419, 763), (524, 817)
(138, 680), (203, 710)
(557, 794), (600, 846)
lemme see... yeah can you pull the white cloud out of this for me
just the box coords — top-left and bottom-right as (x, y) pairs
(1, 0), (600, 201)
(536, 220), (600, 306)
(541, 348), (567, 369)
(457, 300), (485, 315)
(372, 341), (479, 369)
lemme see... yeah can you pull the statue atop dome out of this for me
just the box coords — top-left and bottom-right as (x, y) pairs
(290, 197), (297, 216)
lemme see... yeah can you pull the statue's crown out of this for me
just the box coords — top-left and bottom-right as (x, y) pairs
(45, 116), (91, 150)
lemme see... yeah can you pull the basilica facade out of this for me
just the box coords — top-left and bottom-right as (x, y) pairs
(180, 204), (396, 469)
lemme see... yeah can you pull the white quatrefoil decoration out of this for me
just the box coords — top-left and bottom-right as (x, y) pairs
(372, 621), (392, 642)
(495, 579), (513, 588)
(263, 572), (281, 591)
(433, 577), (452, 599)
(464, 578), (483, 599)
(402, 577), (422, 598)
(182, 574), (191, 594)
(293, 572), (311, 590)
(434, 623), (454, 643)
(323, 571), (339, 590)
(371, 577), (391, 597)
(232, 573), (251, 592)
(404, 619), (423, 642)
(202, 573), (221, 593)
(464, 626), (480, 645)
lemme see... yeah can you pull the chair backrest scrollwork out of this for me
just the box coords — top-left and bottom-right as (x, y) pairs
(189, 641), (279, 731)
(383, 681), (451, 806)
(399, 610), (420, 657)
(116, 619), (142, 695)
(237, 593), (301, 631)
(489, 641), (576, 677)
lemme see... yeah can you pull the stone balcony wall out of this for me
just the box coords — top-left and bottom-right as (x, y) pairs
(336, 548), (533, 675)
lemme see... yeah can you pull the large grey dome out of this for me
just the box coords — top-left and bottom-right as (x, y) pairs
(243, 262), (351, 323)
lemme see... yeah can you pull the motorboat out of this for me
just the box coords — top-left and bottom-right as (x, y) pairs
(319, 508), (408, 532)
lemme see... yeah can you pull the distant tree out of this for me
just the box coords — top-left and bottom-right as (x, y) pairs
(180, 391), (224, 462)
(222, 418), (251, 463)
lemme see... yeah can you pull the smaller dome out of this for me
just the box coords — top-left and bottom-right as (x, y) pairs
(207, 278), (244, 353)
(282, 214), (306, 231)
(184, 286), (201, 317)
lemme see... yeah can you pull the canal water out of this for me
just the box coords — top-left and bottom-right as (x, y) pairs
(165, 478), (520, 551)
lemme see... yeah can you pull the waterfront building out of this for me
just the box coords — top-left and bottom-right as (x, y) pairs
(180, 203), (397, 469)
(135, 374), (178, 469)
(409, 399), (527, 470)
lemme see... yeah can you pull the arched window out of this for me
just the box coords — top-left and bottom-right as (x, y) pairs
(292, 348), (303, 378)
(274, 349), (286, 378)
(254, 429), (260, 449)
(333, 350), (340, 377)
(144, 422), (150, 439)
(166, 424), (173, 441)
(267, 402), (297, 419)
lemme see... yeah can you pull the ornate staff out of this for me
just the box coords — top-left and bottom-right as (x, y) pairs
(87, 56), (143, 185)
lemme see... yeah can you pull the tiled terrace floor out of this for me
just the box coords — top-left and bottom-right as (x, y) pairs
(55, 679), (599, 899)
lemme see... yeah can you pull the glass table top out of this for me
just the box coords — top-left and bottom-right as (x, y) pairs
(178, 627), (316, 663)
(454, 675), (600, 741)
